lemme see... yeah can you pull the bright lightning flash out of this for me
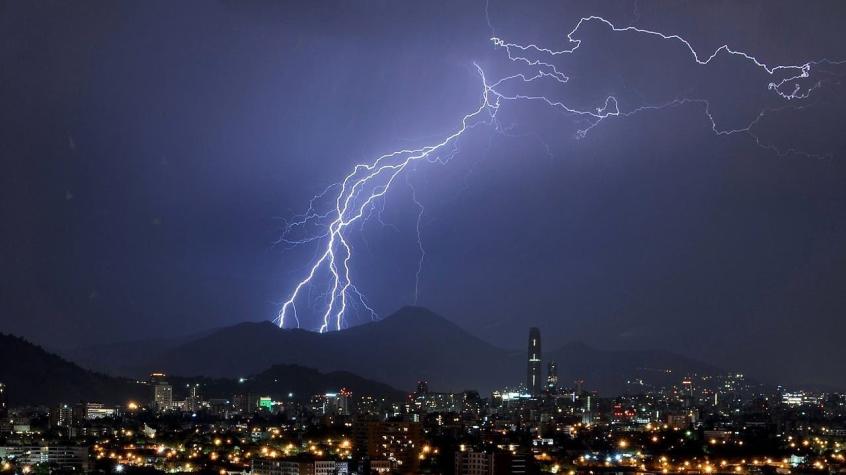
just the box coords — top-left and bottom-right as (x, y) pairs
(275, 14), (842, 332)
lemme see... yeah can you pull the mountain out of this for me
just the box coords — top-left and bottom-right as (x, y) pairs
(104, 306), (722, 395)
(0, 334), (405, 406)
(0, 333), (146, 406)
(59, 329), (218, 376)
(146, 307), (512, 393)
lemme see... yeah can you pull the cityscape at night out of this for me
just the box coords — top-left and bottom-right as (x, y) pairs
(1, 325), (846, 474)
(2, 1), (846, 474)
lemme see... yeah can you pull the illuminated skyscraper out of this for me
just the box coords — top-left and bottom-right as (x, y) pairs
(150, 373), (173, 412)
(547, 361), (558, 392)
(527, 327), (542, 395)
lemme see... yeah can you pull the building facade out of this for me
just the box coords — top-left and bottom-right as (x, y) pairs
(546, 361), (558, 392)
(0, 383), (6, 418)
(527, 327), (542, 395)
(0, 446), (89, 471)
(455, 451), (494, 475)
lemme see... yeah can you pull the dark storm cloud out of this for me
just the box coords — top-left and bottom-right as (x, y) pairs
(1, 0), (845, 388)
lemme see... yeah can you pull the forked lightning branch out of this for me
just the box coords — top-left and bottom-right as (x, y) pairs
(275, 15), (842, 333)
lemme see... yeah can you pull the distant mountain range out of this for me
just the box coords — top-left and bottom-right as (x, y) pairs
(0, 334), (405, 406)
(59, 306), (722, 395)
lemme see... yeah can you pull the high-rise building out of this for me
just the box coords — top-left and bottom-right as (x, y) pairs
(316, 389), (351, 417)
(527, 328), (542, 396)
(232, 392), (259, 414)
(150, 373), (173, 412)
(322, 393), (339, 416)
(338, 388), (352, 416)
(50, 404), (73, 428)
(455, 450), (494, 475)
(546, 361), (558, 392)
(354, 421), (423, 472)
(154, 384), (173, 412)
(415, 380), (429, 397)
(185, 383), (202, 412)
(72, 402), (116, 421)
(0, 383), (6, 418)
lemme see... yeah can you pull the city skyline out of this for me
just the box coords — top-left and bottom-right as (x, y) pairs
(1, 323), (844, 474)
(0, 310), (837, 401)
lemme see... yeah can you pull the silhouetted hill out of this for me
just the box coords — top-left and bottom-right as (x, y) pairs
(0, 333), (146, 406)
(125, 306), (722, 394)
(0, 334), (405, 406)
(144, 307), (510, 393)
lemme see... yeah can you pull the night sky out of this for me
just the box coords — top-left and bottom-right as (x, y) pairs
(2, 1), (845, 388)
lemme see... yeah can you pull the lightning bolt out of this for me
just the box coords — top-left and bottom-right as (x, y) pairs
(275, 13), (843, 331)
(407, 174), (426, 304)
(275, 67), (498, 331)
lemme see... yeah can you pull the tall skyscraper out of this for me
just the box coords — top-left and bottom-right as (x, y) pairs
(547, 361), (558, 392)
(527, 327), (542, 395)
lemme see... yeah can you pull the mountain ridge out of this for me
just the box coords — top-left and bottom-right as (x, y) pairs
(0, 333), (147, 405)
(101, 306), (722, 394)
(0, 333), (406, 406)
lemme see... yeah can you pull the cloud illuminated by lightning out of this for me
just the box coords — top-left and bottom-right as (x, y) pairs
(275, 14), (842, 332)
